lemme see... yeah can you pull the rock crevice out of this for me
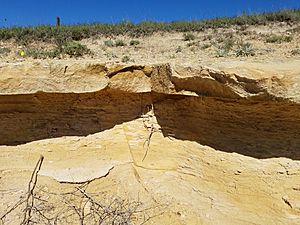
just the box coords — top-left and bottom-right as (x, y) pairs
(0, 63), (299, 160)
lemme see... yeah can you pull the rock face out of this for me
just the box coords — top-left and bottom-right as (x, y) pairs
(1, 61), (300, 224)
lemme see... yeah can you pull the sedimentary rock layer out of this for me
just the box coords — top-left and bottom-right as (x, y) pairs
(0, 62), (299, 159)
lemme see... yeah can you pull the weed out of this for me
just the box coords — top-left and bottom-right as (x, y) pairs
(183, 33), (196, 41)
(291, 48), (300, 55)
(216, 48), (229, 57)
(203, 34), (212, 41)
(130, 40), (140, 46)
(265, 34), (293, 43)
(215, 38), (235, 57)
(60, 41), (91, 57)
(236, 42), (255, 57)
(190, 46), (197, 53)
(201, 43), (211, 49)
(115, 40), (126, 46)
(175, 46), (182, 53)
(223, 38), (235, 51)
(104, 40), (114, 47)
(187, 41), (199, 47)
(0, 47), (11, 55)
(122, 55), (130, 63)
(24, 48), (61, 59)
(24, 41), (90, 59)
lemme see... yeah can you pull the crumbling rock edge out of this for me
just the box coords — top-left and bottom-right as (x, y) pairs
(0, 62), (295, 101)
(0, 63), (299, 159)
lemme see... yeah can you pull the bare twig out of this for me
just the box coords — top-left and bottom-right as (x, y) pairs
(0, 198), (26, 222)
(21, 155), (44, 225)
(142, 125), (155, 161)
(1, 155), (162, 225)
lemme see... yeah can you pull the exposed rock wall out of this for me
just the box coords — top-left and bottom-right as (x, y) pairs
(153, 93), (300, 159)
(0, 90), (152, 145)
(1, 62), (300, 225)
(0, 62), (299, 159)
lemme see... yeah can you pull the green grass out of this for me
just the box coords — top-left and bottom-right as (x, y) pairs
(129, 40), (140, 46)
(104, 39), (114, 47)
(115, 39), (126, 46)
(121, 55), (131, 63)
(0, 47), (11, 55)
(24, 41), (91, 59)
(291, 48), (300, 55)
(183, 33), (196, 41)
(235, 42), (255, 57)
(265, 34), (293, 43)
(0, 9), (299, 44)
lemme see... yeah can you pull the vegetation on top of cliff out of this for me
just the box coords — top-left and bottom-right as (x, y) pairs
(0, 9), (299, 44)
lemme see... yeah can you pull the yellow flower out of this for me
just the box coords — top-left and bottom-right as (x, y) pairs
(20, 51), (25, 57)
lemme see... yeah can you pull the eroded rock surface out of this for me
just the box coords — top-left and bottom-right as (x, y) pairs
(0, 61), (300, 224)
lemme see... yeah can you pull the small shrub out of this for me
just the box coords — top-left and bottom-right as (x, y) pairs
(216, 37), (225, 43)
(61, 41), (91, 57)
(215, 38), (235, 57)
(266, 34), (293, 43)
(203, 34), (212, 41)
(0, 47), (11, 55)
(291, 48), (300, 55)
(130, 40), (140, 46)
(225, 39), (235, 49)
(183, 33), (196, 41)
(189, 46), (197, 53)
(201, 43), (211, 50)
(121, 55), (130, 63)
(175, 46), (182, 53)
(236, 42), (255, 57)
(24, 48), (60, 59)
(216, 48), (229, 57)
(187, 41), (199, 47)
(115, 40), (126, 46)
(104, 40), (114, 47)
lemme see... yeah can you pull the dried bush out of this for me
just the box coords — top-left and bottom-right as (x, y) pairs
(0, 157), (163, 225)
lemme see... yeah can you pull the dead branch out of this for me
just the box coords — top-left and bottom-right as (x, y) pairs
(142, 125), (155, 161)
(21, 155), (44, 225)
(0, 198), (26, 223)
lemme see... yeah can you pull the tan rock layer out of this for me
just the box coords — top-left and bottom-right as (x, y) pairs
(0, 63), (299, 159)
(153, 93), (300, 159)
(0, 89), (152, 145)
